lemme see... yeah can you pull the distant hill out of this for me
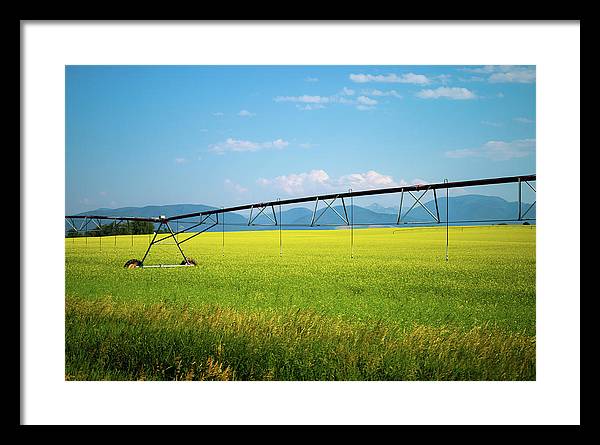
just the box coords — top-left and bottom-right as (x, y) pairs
(78, 204), (220, 219)
(365, 203), (398, 215)
(404, 194), (536, 223)
(68, 194), (535, 233)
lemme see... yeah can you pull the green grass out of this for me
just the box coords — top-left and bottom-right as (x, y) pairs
(65, 225), (536, 380)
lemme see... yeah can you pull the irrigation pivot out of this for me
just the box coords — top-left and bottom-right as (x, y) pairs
(65, 174), (536, 268)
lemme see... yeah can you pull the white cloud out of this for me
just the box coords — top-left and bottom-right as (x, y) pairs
(257, 169), (404, 196)
(274, 95), (330, 104)
(410, 178), (428, 187)
(460, 65), (503, 74)
(209, 138), (290, 154)
(174, 157), (187, 164)
(514, 117), (534, 124)
(445, 138), (536, 161)
(99, 191), (108, 197)
(334, 97), (354, 105)
(212, 112), (224, 117)
(256, 178), (271, 186)
(435, 74), (452, 84)
(274, 92), (354, 110)
(275, 86), (401, 111)
(304, 77), (319, 82)
(489, 69), (535, 84)
(460, 66), (536, 83)
(481, 120), (503, 127)
(363, 89), (402, 99)
(271, 138), (289, 149)
(458, 76), (486, 83)
(416, 87), (477, 100)
(224, 179), (248, 194)
(349, 73), (430, 84)
(238, 110), (256, 117)
(338, 170), (397, 189)
(296, 104), (326, 111)
(357, 96), (378, 106)
(257, 169), (331, 195)
(211, 139), (258, 153)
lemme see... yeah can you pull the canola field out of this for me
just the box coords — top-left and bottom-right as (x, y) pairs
(65, 225), (536, 381)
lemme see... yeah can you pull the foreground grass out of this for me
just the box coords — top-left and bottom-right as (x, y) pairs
(66, 296), (535, 380)
(65, 225), (536, 380)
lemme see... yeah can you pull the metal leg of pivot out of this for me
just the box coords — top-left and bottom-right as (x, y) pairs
(140, 222), (163, 265)
(445, 179), (449, 261)
(165, 221), (188, 263)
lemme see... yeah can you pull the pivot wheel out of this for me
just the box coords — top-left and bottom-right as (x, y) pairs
(124, 258), (143, 269)
(181, 258), (197, 266)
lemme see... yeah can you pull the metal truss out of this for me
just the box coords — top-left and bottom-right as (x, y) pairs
(65, 173), (536, 267)
(396, 186), (440, 225)
(248, 204), (278, 226)
(518, 178), (536, 221)
(310, 195), (349, 226)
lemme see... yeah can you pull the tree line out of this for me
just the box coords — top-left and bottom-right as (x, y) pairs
(65, 220), (161, 237)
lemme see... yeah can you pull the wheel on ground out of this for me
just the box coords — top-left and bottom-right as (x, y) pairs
(181, 258), (197, 266)
(124, 259), (142, 269)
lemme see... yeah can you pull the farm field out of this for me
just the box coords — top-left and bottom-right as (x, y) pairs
(65, 225), (536, 381)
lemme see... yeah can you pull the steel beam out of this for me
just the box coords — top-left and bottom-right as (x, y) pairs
(162, 174), (537, 221)
(65, 174), (536, 224)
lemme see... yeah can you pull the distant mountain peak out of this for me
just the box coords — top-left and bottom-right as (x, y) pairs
(71, 194), (534, 232)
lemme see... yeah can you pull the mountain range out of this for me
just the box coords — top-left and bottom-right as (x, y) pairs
(69, 194), (535, 232)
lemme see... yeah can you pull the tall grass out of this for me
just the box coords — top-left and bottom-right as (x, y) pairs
(66, 296), (535, 381)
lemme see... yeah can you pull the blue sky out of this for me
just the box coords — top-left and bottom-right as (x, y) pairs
(66, 65), (536, 214)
